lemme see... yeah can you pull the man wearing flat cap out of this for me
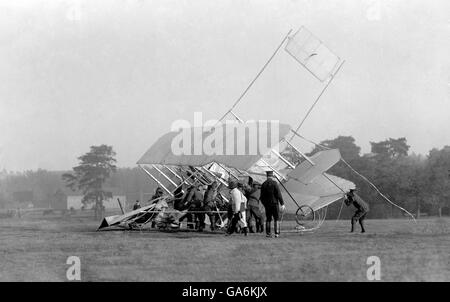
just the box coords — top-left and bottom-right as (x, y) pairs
(344, 188), (369, 233)
(260, 170), (285, 238)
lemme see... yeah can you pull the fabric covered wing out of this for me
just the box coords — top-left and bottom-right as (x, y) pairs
(282, 173), (355, 212)
(287, 149), (341, 184)
(98, 203), (157, 229)
(283, 192), (344, 212)
(137, 122), (291, 171)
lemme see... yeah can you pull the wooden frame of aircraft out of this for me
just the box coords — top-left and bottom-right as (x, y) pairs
(98, 122), (355, 232)
(98, 26), (360, 232)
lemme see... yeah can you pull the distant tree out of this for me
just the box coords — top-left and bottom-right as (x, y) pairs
(402, 154), (428, 218)
(389, 155), (429, 218)
(308, 136), (361, 162)
(424, 146), (450, 217)
(370, 137), (410, 159)
(281, 145), (304, 166)
(62, 145), (117, 218)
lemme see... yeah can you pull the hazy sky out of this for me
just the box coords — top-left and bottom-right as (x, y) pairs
(1, 0), (449, 171)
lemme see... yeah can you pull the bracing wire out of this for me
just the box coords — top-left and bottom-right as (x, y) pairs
(214, 29), (293, 126)
(335, 199), (345, 222)
(290, 130), (417, 223)
(340, 157), (417, 223)
(289, 60), (345, 141)
(208, 28), (416, 232)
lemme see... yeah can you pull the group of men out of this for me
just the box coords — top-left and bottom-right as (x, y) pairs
(225, 170), (286, 238)
(131, 170), (370, 235)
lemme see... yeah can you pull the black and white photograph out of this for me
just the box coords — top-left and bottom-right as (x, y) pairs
(0, 0), (449, 287)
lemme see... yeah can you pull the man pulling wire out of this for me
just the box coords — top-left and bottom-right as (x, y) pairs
(344, 188), (369, 233)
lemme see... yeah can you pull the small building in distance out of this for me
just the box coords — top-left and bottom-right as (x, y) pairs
(51, 187), (126, 210)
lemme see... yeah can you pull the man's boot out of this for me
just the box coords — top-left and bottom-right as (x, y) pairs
(186, 214), (193, 229)
(243, 227), (248, 236)
(249, 221), (256, 233)
(226, 223), (234, 235)
(259, 222), (264, 233)
(360, 219), (366, 233)
(265, 221), (271, 237)
(350, 218), (356, 233)
(274, 220), (280, 238)
(226, 214), (238, 235)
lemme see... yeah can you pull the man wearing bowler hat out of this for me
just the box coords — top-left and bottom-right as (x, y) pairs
(260, 170), (285, 238)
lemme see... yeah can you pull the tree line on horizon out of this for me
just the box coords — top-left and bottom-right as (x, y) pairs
(295, 136), (450, 218)
(0, 136), (449, 219)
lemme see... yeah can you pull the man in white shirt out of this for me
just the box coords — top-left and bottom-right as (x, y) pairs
(226, 179), (248, 236)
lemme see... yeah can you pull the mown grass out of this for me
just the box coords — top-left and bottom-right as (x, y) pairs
(0, 215), (448, 281)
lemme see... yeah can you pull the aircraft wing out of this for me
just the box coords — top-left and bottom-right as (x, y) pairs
(98, 203), (157, 230)
(136, 122), (291, 171)
(135, 123), (354, 215)
(282, 173), (355, 212)
(286, 149), (341, 184)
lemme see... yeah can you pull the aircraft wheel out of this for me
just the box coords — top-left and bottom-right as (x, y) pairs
(295, 205), (315, 228)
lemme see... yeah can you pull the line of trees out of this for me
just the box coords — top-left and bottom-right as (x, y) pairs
(1, 137), (449, 218)
(300, 136), (450, 218)
(0, 166), (155, 210)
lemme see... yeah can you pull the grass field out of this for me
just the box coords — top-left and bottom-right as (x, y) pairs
(0, 214), (448, 282)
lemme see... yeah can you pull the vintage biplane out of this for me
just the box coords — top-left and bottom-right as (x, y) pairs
(98, 26), (358, 233)
(98, 122), (355, 232)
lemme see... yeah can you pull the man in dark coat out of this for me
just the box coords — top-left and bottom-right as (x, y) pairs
(244, 182), (264, 233)
(173, 185), (185, 211)
(344, 189), (369, 233)
(177, 185), (195, 229)
(203, 181), (220, 231)
(190, 184), (206, 231)
(260, 170), (285, 238)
